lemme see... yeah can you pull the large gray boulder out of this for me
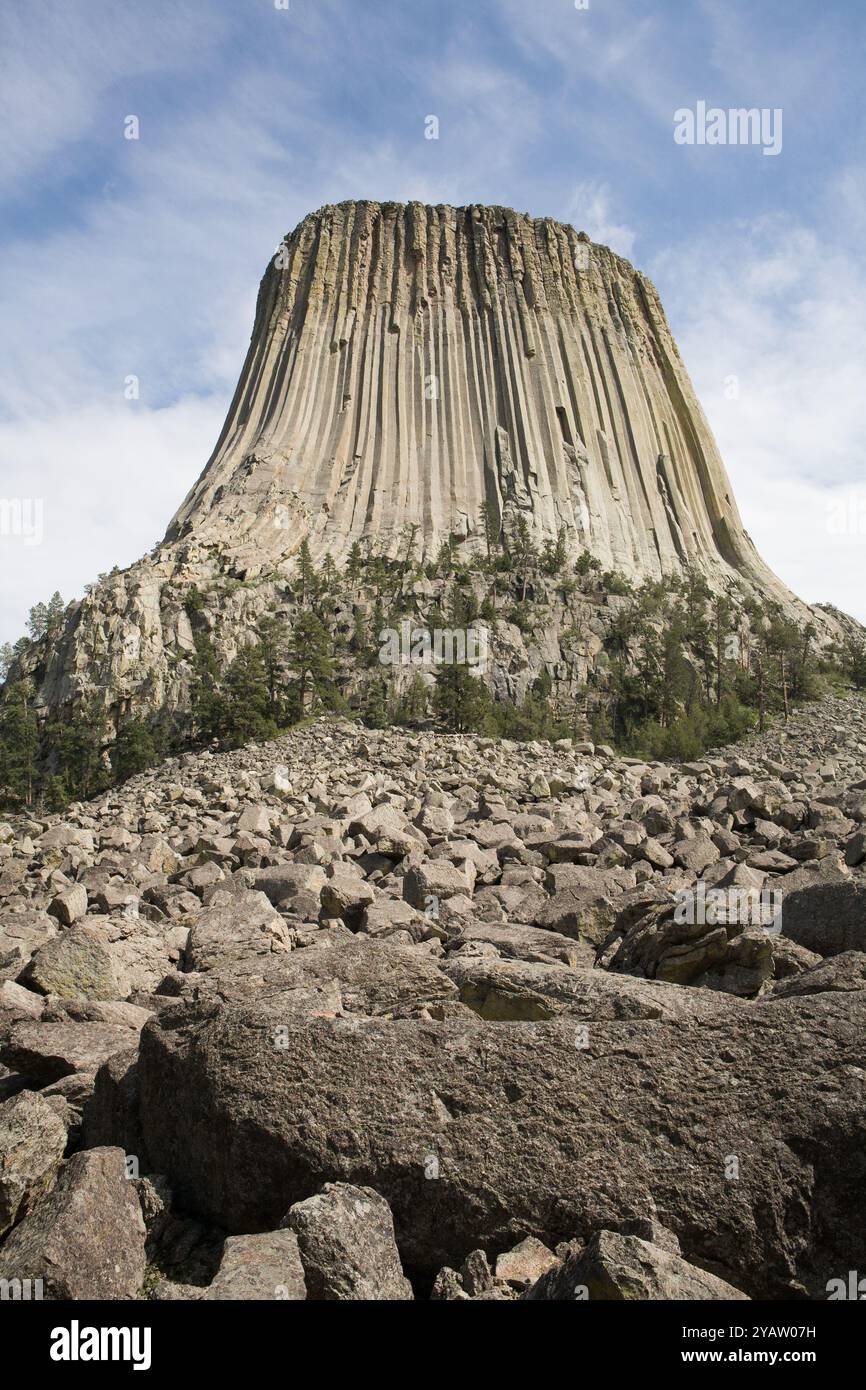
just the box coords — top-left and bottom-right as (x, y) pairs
(0, 1090), (68, 1236)
(22, 925), (119, 1001)
(135, 989), (866, 1297)
(202, 1230), (307, 1301)
(0, 1147), (146, 1298)
(441, 955), (740, 1023)
(524, 1229), (749, 1300)
(780, 879), (866, 956)
(447, 921), (592, 969)
(282, 1183), (413, 1300)
(1, 1020), (137, 1086)
(184, 927), (455, 1019)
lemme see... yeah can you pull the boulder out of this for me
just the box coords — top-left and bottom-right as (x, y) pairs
(0, 980), (44, 1019)
(256, 937), (456, 1018)
(135, 989), (866, 1297)
(0, 1090), (68, 1236)
(320, 868), (376, 927)
(22, 925), (119, 1001)
(0, 912), (57, 982)
(185, 892), (291, 978)
(282, 1183), (412, 1300)
(448, 921), (593, 969)
(534, 887), (617, 947)
(1, 1020), (136, 1086)
(246, 863), (326, 911)
(202, 1229), (306, 1300)
(495, 1235), (559, 1288)
(236, 804), (271, 836)
(769, 951), (866, 999)
(403, 861), (475, 909)
(524, 1229), (748, 1300)
(0, 1147), (146, 1298)
(781, 879), (866, 956)
(47, 884), (88, 926)
(442, 955), (741, 1024)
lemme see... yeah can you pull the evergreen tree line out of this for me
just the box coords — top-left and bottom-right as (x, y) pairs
(2, 542), (865, 810)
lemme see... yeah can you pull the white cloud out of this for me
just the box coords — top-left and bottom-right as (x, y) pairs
(652, 207), (866, 622)
(565, 180), (637, 257)
(0, 395), (226, 645)
(0, 1), (232, 191)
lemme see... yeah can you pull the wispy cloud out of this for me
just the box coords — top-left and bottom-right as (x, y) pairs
(654, 202), (866, 620)
(566, 181), (637, 258)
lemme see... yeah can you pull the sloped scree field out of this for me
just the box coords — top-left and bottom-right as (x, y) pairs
(1, 695), (866, 1301)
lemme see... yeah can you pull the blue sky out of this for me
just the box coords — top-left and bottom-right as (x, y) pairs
(1, 0), (865, 643)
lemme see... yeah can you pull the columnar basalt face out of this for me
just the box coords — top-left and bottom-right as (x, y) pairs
(165, 200), (784, 594)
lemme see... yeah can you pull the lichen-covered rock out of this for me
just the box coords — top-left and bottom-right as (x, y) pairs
(282, 1183), (412, 1300)
(136, 989), (866, 1298)
(0, 1090), (68, 1236)
(524, 1229), (749, 1300)
(202, 1230), (306, 1301)
(0, 1147), (146, 1299)
(22, 925), (119, 1001)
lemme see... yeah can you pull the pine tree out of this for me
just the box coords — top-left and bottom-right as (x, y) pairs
(112, 716), (157, 781)
(478, 500), (500, 562)
(395, 672), (429, 725)
(221, 645), (279, 746)
(367, 599), (386, 669)
(346, 541), (364, 584)
(256, 613), (290, 722)
(510, 514), (536, 600)
(288, 612), (336, 719)
(541, 527), (567, 576)
(297, 539), (317, 608)
(45, 592), (66, 637)
(575, 548), (601, 582)
(844, 637), (866, 690)
(27, 603), (48, 640)
(53, 701), (110, 802)
(361, 675), (389, 729)
(350, 607), (369, 657)
(0, 679), (39, 806)
(0, 643), (13, 683)
(190, 633), (226, 742)
(433, 664), (491, 733)
(397, 523), (420, 594)
(711, 595), (734, 706)
(433, 535), (457, 579)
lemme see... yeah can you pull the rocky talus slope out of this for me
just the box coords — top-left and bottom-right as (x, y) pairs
(1, 693), (866, 1300)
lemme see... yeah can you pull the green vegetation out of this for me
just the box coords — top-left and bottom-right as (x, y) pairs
(0, 539), (861, 812)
